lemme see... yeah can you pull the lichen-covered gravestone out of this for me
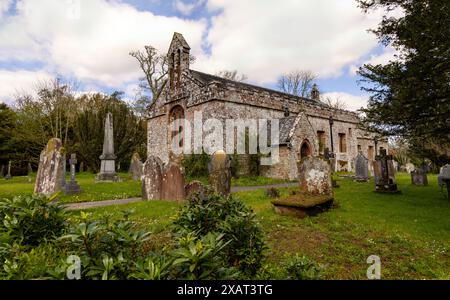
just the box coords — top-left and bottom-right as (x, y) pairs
(438, 165), (450, 200)
(374, 149), (399, 193)
(141, 156), (163, 200)
(272, 157), (334, 218)
(161, 162), (186, 201)
(354, 153), (369, 182)
(411, 167), (428, 186)
(208, 150), (232, 196)
(129, 152), (143, 181)
(34, 138), (64, 196)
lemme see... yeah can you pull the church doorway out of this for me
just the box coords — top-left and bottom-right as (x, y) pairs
(300, 140), (312, 159)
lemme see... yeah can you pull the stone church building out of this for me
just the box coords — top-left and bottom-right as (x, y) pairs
(147, 33), (387, 180)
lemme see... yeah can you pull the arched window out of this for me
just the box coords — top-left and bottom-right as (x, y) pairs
(300, 139), (312, 159)
(169, 105), (185, 149)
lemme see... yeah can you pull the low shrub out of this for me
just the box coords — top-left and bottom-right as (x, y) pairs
(181, 153), (210, 178)
(173, 189), (266, 276)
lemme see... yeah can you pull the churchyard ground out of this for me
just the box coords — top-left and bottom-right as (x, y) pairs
(0, 173), (291, 204)
(53, 173), (450, 280)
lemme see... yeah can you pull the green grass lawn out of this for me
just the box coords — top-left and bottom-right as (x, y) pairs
(0, 173), (291, 204)
(65, 172), (450, 279)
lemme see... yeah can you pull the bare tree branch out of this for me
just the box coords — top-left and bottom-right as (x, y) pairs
(277, 70), (317, 97)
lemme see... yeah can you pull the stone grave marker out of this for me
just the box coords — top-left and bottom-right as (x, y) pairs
(438, 165), (450, 200)
(354, 153), (369, 182)
(129, 152), (143, 181)
(34, 138), (64, 196)
(185, 180), (206, 198)
(411, 167), (428, 186)
(64, 154), (82, 194)
(208, 150), (232, 196)
(374, 149), (399, 193)
(27, 162), (33, 183)
(161, 162), (186, 201)
(5, 161), (12, 180)
(272, 156), (334, 218)
(141, 156), (163, 200)
(96, 112), (119, 182)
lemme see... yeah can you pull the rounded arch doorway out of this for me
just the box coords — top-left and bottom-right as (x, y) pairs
(300, 139), (312, 159)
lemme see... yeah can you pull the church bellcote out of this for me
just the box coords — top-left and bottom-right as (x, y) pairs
(168, 33), (191, 91)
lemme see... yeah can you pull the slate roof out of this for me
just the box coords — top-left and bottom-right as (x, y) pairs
(190, 69), (325, 106)
(279, 116), (297, 144)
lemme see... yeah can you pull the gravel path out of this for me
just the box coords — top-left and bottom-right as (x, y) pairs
(63, 182), (298, 211)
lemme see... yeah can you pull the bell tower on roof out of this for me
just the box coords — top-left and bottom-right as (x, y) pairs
(168, 32), (191, 92)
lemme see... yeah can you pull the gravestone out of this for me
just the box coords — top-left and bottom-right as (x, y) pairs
(5, 161), (12, 180)
(185, 181), (206, 198)
(141, 156), (163, 200)
(354, 153), (369, 182)
(129, 152), (143, 181)
(411, 167), (428, 186)
(272, 157), (334, 218)
(208, 150), (232, 196)
(374, 149), (399, 193)
(324, 148), (339, 188)
(64, 154), (82, 195)
(438, 165), (450, 200)
(161, 162), (186, 201)
(96, 112), (119, 182)
(34, 138), (64, 196)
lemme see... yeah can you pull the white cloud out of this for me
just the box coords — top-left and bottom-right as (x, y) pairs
(173, 0), (205, 16)
(0, 0), (12, 16)
(195, 0), (392, 84)
(0, 0), (207, 88)
(349, 46), (398, 75)
(0, 69), (53, 103)
(322, 92), (368, 112)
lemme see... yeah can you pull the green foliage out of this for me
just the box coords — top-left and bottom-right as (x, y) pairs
(0, 194), (67, 246)
(181, 153), (210, 178)
(282, 254), (323, 280)
(173, 190), (266, 275)
(357, 0), (450, 163)
(0, 103), (16, 165)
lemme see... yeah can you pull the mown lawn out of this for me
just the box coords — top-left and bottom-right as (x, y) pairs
(67, 173), (450, 280)
(0, 173), (291, 204)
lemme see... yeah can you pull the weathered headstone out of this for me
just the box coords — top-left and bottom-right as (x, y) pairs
(129, 152), (143, 181)
(161, 162), (186, 201)
(411, 167), (428, 186)
(141, 156), (163, 200)
(354, 153), (369, 182)
(34, 138), (64, 196)
(374, 149), (399, 193)
(64, 154), (82, 195)
(5, 161), (12, 180)
(438, 165), (450, 200)
(185, 180), (206, 198)
(96, 112), (119, 182)
(208, 150), (232, 196)
(272, 157), (334, 218)
(324, 148), (339, 188)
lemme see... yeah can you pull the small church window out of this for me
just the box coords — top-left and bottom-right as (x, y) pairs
(317, 131), (326, 154)
(339, 133), (347, 153)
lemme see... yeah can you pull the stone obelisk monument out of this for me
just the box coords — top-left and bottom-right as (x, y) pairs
(96, 112), (119, 182)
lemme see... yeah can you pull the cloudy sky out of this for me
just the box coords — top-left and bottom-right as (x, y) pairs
(0, 0), (398, 110)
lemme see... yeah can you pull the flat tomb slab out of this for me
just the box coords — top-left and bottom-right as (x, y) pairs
(271, 193), (333, 208)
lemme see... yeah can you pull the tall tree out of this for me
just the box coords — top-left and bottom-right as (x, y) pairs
(0, 103), (16, 165)
(357, 0), (450, 164)
(277, 70), (317, 97)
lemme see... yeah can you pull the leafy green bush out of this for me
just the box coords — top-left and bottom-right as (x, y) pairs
(282, 254), (324, 280)
(173, 190), (266, 276)
(0, 194), (67, 246)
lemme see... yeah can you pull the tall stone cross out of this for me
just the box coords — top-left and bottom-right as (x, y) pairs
(64, 153), (82, 195)
(374, 149), (399, 193)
